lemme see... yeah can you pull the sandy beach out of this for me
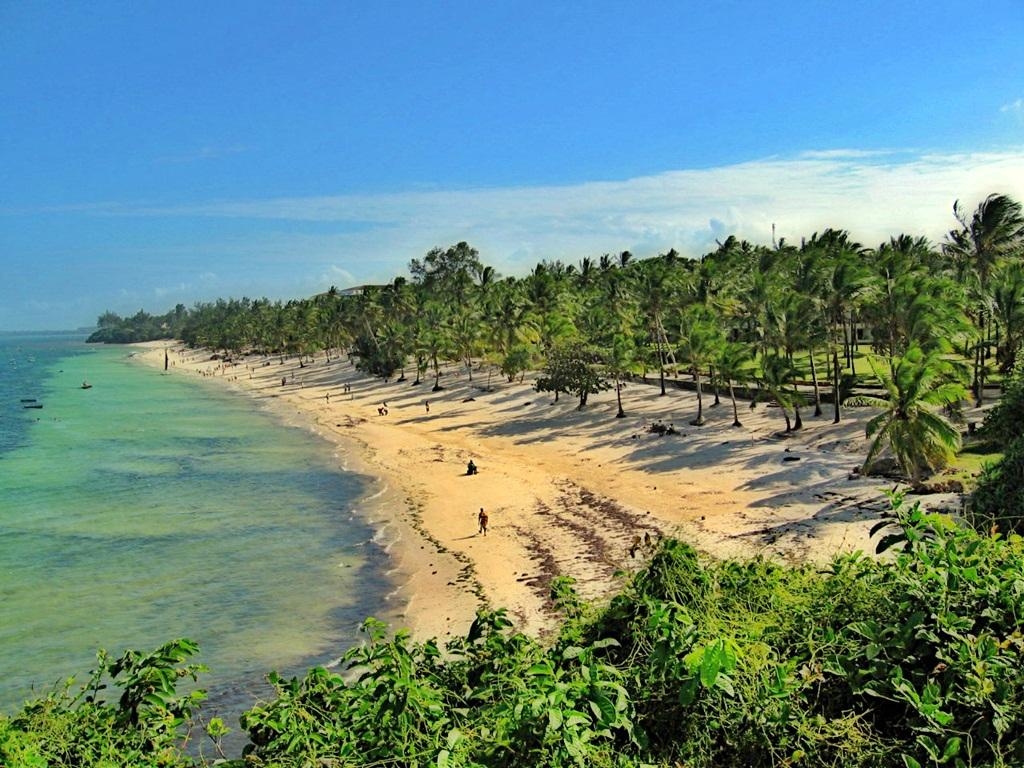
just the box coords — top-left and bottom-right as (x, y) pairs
(133, 343), (961, 641)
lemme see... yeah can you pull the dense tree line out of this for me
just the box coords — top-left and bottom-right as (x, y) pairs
(86, 304), (190, 343)
(102, 194), (1024, 481)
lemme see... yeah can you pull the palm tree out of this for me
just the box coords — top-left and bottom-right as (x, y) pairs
(860, 235), (957, 360)
(944, 194), (1024, 405)
(604, 333), (637, 418)
(845, 346), (966, 482)
(636, 254), (680, 396)
(715, 341), (752, 427)
(759, 353), (801, 432)
(419, 302), (453, 391)
(813, 230), (869, 423)
(991, 262), (1024, 374)
(450, 305), (483, 381)
(676, 307), (720, 426)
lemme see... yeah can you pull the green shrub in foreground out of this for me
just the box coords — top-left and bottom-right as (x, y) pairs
(5, 501), (1024, 767)
(0, 639), (205, 768)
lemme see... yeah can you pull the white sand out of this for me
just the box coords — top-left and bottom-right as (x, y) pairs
(133, 343), (962, 641)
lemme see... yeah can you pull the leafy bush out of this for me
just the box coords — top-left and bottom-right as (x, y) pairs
(980, 358), (1024, 448)
(6, 510), (1024, 768)
(968, 434), (1024, 535)
(0, 639), (206, 768)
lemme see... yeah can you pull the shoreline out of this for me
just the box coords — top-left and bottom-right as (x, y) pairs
(130, 341), (961, 641)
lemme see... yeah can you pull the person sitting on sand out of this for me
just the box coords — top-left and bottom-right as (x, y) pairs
(466, 459), (477, 475)
(478, 507), (488, 536)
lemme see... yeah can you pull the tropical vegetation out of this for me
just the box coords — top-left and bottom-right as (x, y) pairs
(92, 195), (1024, 483)
(15, 194), (1019, 765)
(5, 492), (1024, 767)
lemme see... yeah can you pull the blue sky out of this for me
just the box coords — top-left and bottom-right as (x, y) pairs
(2, 1), (1023, 330)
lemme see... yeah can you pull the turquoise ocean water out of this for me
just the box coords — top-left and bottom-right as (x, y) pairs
(0, 332), (393, 720)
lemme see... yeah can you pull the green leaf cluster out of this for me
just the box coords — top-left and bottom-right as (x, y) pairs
(0, 639), (206, 768)
(11, 505), (1024, 767)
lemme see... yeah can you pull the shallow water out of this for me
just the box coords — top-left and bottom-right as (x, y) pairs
(0, 333), (394, 719)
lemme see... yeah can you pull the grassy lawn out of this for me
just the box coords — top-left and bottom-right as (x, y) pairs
(944, 439), (1003, 490)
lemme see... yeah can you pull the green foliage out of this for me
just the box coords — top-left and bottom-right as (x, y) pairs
(846, 347), (966, 480)
(351, 331), (405, 378)
(500, 344), (532, 382)
(969, 434), (1024, 535)
(981, 358), (1024, 448)
(535, 343), (610, 409)
(0, 638), (205, 768)
(830, 493), (1024, 767)
(87, 305), (189, 344)
(9, 517), (1024, 766)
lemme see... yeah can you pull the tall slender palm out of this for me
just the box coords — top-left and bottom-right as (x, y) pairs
(813, 230), (869, 423)
(604, 333), (638, 418)
(419, 302), (453, 391)
(636, 254), (680, 396)
(845, 347), (966, 481)
(715, 341), (753, 427)
(792, 242), (831, 416)
(450, 306), (483, 382)
(676, 307), (720, 426)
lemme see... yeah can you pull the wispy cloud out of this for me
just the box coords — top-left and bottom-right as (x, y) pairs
(154, 144), (250, 164)
(1001, 99), (1024, 121)
(113, 148), (1024, 275)
(8, 148), (1024, 306)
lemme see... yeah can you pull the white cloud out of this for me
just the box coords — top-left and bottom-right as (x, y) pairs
(12, 148), (1024, 297)
(127, 148), (1024, 278)
(319, 264), (357, 288)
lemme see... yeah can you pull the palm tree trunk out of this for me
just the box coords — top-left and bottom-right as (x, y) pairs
(729, 381), (742, 427)
(847, 312), (857, 376)
(615, 376), (625, 418)
(711, 365), (721, 406)
(976, 340), (985, 407)
(809, 346), (822, 417)
(657, 337), (667, 396)
(973, 341), (982, 406)
(832, 347), (842, 424)
(691, 372), (705, 426)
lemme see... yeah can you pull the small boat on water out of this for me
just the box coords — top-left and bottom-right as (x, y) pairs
(81, 381), (92, 389)
(20, 398), (37, 403)
(24, 404), (43, 409)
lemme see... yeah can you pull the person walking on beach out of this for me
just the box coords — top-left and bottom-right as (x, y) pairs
(424, 400), (430, 413)
(478, 507), (488, 536)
